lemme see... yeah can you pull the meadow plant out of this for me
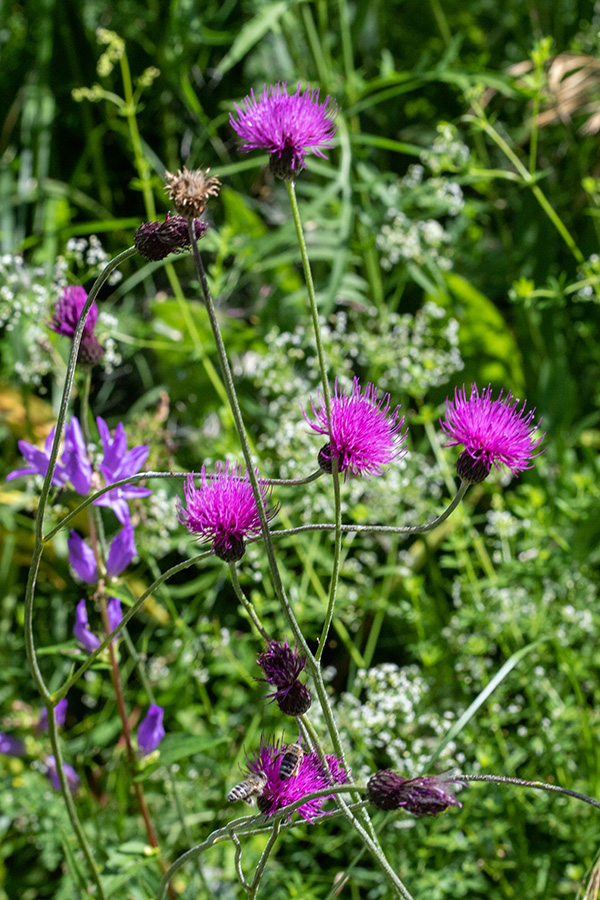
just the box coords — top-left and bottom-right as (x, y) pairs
(9, 78), (597, 900)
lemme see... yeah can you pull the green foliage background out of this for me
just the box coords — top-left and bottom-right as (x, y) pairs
(1, 0), (600, 898)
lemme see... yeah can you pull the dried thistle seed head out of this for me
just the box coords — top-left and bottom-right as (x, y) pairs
(164, 167), (221, 218)
(134, 215), (207, 261)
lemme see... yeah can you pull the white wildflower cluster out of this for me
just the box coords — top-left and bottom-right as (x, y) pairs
(95, 311), (122, 373)
(329, 663), (462, 775)
(420, 122), (471, 174)
(577, 252), (600, 300)
(376, 123), (469, 273)
(135, 487), (181, 558)
(65, 235), (122, 285)
(377, 210), (453, 271)
(0, 255), (51, 331)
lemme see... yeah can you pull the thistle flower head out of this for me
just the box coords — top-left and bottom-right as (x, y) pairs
(164, 167), (221, 218)
(366, 770), (466, 816)
(244, 735), (348, 821)
(177, 463), (279, 561)
(49, 286), (98, 338)
(304, 377), (407, 479)
(134, 214), (208, 260)
(137, 705), (165, 755)
(230, 82), (339, 178)
(441, 383), (544, 482)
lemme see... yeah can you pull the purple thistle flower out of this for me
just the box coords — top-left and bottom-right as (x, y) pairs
(366, 770), (466, 816)
(46, 755), (80, 793)
(49, 285), (98, 338)
(304, 377), (407, 479)
(93, 417), (152, 525)
(177, 463), (279, 562)
(137, 705), (165, 755)
(106, 525), (136, 577)
(0, 732), (25, 757)
(106, 597), (123, 637)
(257, 641), (311, 716)
(243, 736), (349, 821)
(38, 698), (68, 732)
(7, 417), (91, 494)
(441, 384), (544, 483)
(230, 82), (339, 178)
(74, 600), (101, 652)
(68, 531), (98, 584)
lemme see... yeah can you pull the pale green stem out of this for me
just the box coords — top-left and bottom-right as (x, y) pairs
(119, 51), (155, 218)
(228, 564), (271, 642)
(284, 180), (342, 663)
(461, 774), (600, 810)
(248, 821), (281, 899)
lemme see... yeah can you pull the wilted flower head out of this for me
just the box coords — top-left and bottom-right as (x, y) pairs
(137, 705), (165, 755)
(134, 214), (208, 261)
(93, 417), (152, 525)
(243, 736), (348, 821)
(304, 377), (407, 479)
(164, 167), (221, 218)
(0, 732), (25, 757)
(257, 640), (311, 716)
(441, 383), (544, 483)
(46, 755), (80, 793)
(366, 770), (466, 816)
(177, 463), (279, 562)
(74, 600), (101, 653)
(38, 698), (68, 732)
(49, 286), (105, 367)
(230, 82), (339, 178)
(7, 417), (91, 495)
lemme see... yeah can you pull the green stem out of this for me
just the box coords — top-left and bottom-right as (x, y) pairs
(248, 821), (281, 899)
(119, 51), (156, 218)
(228, 564), (271, 642)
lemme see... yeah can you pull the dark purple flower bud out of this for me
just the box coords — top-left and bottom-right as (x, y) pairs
(49, 286), (98, 338)
(68, 531), (98, 584)
(276, 681), (312, 717)
(0, 732), (25, 757)
(46, 755), (80, 793)
(78, 333), (105, 368)
(134, 215), (208, 261)
(106, 597), (123, 638)
(257, 640), (307, 687)
(137, 705), (165, 755)
(366, 770), (466, 816)
(106, 526), (136, 577)
(74, 600), (101, 652)
(38, 698), (68, 732)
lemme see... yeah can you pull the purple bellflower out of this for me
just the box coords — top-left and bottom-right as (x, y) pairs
(441, 383), (544, 483)
(257, 641), (312, 716)
(106, 597), (123, 637)
(230, 82), (339, 178)
(46, 755), (80, 793)
(0, 732), (25, 757)
(38, 698), (68, 732)
(304, 377), (407, 479)
(93, 417), (152, 525)
(241, 735), (348, 821)
(367, 770), (466, 817)
(177, 463), (279, 562)
(74, 600), (101, 652)
(7, 417), (91, 494)
(68, 527), (136, 584)
(137, 705), (165, 755)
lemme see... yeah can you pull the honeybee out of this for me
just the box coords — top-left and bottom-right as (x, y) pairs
(277, 742), (305, 780)
(227, 771), (267, 804)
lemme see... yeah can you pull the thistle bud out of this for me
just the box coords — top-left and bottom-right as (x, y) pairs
(367, 770), (466, 816)
(134, 215), (208, 260)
